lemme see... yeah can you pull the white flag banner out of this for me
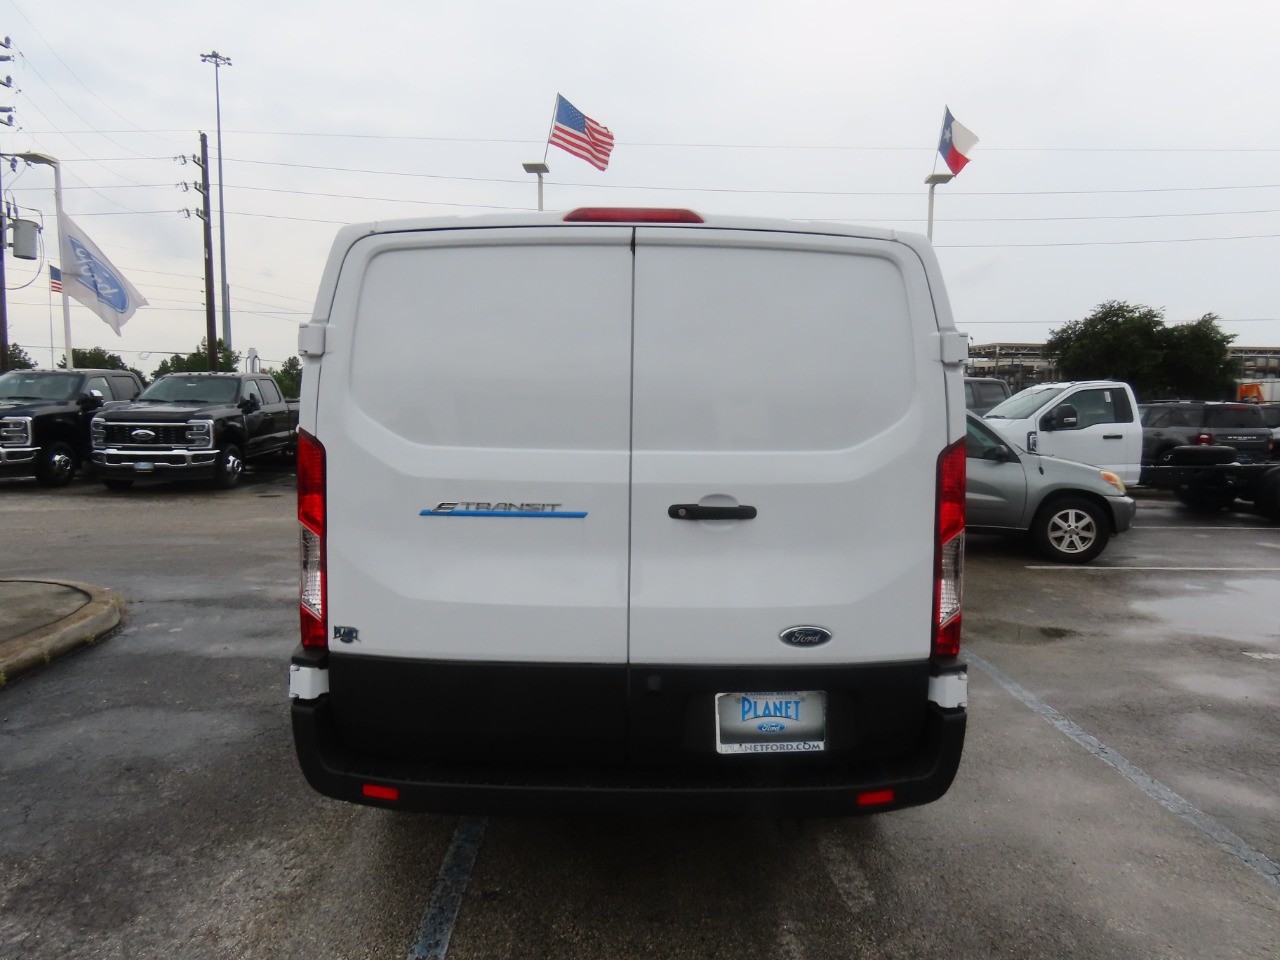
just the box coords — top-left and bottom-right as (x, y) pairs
(57, 212), (148, 335)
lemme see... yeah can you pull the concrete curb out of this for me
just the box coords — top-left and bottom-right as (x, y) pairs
(0, 580), (124, 685)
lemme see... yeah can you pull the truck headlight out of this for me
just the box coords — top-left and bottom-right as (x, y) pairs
(90, 418), (106, 447)
(186, 420), (213, 448)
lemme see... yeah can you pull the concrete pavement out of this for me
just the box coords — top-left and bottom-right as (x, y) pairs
(0, 579), (123, 684)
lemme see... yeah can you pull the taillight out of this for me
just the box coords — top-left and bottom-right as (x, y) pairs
(933, 438), (965, 659)
(298, 429), (327, 650)
(1195, 432), (1213, 445)
(563, 207), (704, 223)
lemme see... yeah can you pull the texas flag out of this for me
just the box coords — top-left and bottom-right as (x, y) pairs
(938, 108), (979, 175)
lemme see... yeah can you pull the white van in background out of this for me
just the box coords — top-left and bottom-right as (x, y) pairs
(288, 208), (969, 818)
(982, 380), (1144, 485)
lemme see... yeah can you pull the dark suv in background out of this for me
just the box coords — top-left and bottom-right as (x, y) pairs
(964, 377), (1012, 415)
(1139, 401), (1274, 470)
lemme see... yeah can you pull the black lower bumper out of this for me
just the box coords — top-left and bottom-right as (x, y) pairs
(290, 655), (967, 819)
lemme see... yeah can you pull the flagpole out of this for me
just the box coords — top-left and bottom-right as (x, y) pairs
(541, 95), (560, 164)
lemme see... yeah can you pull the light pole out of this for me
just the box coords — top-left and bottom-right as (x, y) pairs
(15, 152), (74, 367)
(924, 172), (953, 241)
(200, 50), (232, 350)
(522, 161), (549, 211)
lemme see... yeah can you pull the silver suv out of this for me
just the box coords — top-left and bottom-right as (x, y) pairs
(1139, 401), (1273, 466)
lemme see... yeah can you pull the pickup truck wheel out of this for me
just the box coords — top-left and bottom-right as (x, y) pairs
(35, 441), (76, 488)
(1254, 469), (1280, 522)
(1172, 483), (1233, 513)
(102, 479), (134, 491)
(1031, 497), (1110, 563)
(213, 444), (243, 489)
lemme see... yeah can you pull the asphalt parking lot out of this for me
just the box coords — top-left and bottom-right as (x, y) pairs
(1, 475), (1277, 959)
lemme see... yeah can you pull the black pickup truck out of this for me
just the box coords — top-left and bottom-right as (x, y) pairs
(90, 372), (298, 490)
(0, 368), (144, 487)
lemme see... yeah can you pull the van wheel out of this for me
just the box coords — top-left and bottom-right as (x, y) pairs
(1032, 497), (1110, 563)
(213, 444), (243, 489)
(35, 441), (77, 487)
(1252, 470), (1280, 522)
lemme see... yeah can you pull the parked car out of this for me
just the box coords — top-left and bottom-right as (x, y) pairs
(966, 412), (1136, 563)
(0, 368), (144, 487)
(964, 377), (1011, 415)
(90, 372), (299, 490)
(1258, 403), (1280, 448)
(1138, 401), (1273, 469)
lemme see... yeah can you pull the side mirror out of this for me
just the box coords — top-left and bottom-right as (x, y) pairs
(1043, 403), (1078, 430)
(240, 394), (261, 413)
(79, 391), (104, 410)
(982, 444), (1014, 462)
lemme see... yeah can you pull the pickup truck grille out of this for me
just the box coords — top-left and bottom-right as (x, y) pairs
(100, 422), (194, 447)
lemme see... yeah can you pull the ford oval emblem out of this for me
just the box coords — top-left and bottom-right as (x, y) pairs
(757, 721), (787, 734)
(131, 428), (157, 442)
(780, 625), (832, 648)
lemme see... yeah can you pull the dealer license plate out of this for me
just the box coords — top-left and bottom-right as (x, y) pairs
(133, 462), (155, 473)
(714, 691), (826, 755)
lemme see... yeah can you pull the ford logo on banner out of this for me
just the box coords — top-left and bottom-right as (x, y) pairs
(69, 236), (130, 313)
(779, 625), (833, 648)
(131, 428), (157, 442)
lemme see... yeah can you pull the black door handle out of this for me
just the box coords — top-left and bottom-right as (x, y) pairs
(1103, 434), (1123, 439)
(669, 504), (757, 520)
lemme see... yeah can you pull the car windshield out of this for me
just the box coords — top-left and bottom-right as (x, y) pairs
(139, 377), (239, 405)
(0, 371), (82, 401)
(984, 385), (1070, 419)
(1204, 406), (1265, 428)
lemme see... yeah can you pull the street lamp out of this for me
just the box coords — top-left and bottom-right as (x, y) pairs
(522, 161), (549, 211)
(15, 152), (74, 368)
(924, 171), (953, 241)
(200, 50), (232, 350)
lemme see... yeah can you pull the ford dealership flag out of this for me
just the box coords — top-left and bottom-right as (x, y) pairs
(548, 95), (615, 171)
(56, 213), (148, 334)
(938, 108), (979, 175)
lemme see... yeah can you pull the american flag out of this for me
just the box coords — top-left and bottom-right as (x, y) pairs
(548, 95), (614, 171)
(50, 264), (62, 293)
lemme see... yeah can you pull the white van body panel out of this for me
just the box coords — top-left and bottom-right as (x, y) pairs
(628, 228), (945, 665)
(983, 380), (1143, 485)
(316, 226), (635, 663)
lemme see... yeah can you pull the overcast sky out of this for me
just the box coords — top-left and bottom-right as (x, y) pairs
(3, 0), (1278, 375)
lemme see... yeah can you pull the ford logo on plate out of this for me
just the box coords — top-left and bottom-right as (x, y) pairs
(779, 625), (833, 648)
(131, 428), (157, 442)
(757, 721), (787, 734)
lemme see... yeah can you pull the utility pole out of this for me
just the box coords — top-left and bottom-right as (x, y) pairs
(0, 37), (14, 372)
(192, 134), (217, 369)
(200, 51), (232, 350)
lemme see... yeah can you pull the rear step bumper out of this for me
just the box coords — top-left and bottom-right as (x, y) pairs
(291, 693), (966, 819)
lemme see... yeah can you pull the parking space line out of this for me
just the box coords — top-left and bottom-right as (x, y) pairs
(1134, 526), (1278, 531)
(407, 816), (488, 960)
(968, 653), (1280, 890)
(1024, 566), (1280, 572)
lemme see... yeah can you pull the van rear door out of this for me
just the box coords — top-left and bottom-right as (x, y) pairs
(317, 227), (635, 668)
(627, 228), (946, 668)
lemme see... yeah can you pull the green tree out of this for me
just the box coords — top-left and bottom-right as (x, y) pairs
(56, 347), (146, 382)
(1044, 301), (1166, 396)
(151, 338), (240, 379)
(1156, 314), (1237, 400)
(1044, 301), (1237, 400)
(271, 356), (303, 398)
(5, 343), (36, 370)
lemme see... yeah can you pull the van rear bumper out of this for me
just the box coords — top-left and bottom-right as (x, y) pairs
(290, 655), (967, 818)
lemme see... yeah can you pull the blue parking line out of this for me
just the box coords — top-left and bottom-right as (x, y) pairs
(407, 817), (488, 959)
(969, 653), (1280, 890)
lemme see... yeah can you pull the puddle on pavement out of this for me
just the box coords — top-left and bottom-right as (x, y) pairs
(1129, 579), (1280, 648)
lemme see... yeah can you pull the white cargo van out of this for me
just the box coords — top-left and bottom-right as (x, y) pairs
(289, 208), (969, 818)
(982, 380), (1143, 485)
